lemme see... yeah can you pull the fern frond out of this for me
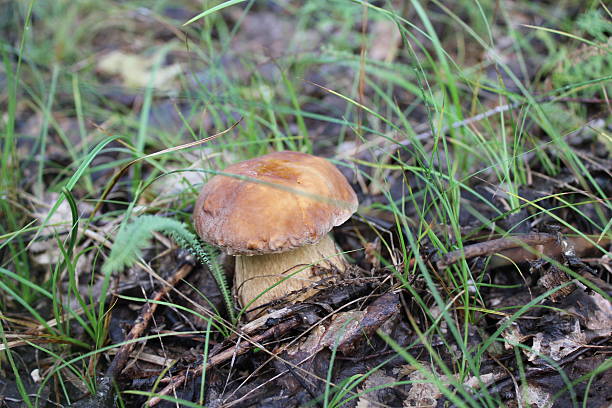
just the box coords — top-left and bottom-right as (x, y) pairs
(103, 215), (236, 322)
(102, 216), (161, 275)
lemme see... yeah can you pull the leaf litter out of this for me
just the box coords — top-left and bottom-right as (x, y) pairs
(1, 2), (611, 408)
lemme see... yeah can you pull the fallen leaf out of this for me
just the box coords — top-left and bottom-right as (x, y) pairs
(403, 368), (446, 408)
(369, 19), (402, 62)
(355, 371), (398, 408)
(518, 383), (554, 408)
(97, 50), (182, 91)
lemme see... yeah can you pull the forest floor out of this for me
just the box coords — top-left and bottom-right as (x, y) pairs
(0, 1), (611, 407)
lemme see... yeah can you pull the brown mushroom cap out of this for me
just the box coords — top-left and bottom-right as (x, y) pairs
(193, 151), (358, 255)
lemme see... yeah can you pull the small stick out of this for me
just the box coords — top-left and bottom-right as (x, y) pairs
(335, 96), (609, 160)
(395, 97), (608, 151)
(446, 337), (610, 408)
(147, 316), (301, 406)
(71, 262), (195, 407)
(437, 233), (610, 269)
(106, 262), (194, 379)
(437, 233), (558, 270)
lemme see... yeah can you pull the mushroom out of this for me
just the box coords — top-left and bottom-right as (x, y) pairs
(193, 151), (358, 316)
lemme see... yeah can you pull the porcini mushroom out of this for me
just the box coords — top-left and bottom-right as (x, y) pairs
(193, 151), (358, 316)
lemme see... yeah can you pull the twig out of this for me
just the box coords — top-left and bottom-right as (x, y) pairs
(147, 315), (301, 406)
(335, 96), (609, 160)
(446, 337), (610, 408)
(437, 233), (610, 270)
(437, 233), (558, 269)
(397, 97), (608, 150)
(70, 261), (195, 407)
(105, 262), (194, 379)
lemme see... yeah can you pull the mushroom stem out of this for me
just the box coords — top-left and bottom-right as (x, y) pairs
(235, 234), (346, 313)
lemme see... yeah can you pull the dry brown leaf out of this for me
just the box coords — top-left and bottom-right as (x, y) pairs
(355, 371), (398, 408)
(518, 383), (554, 408)
(527, 319), (586, 362)
(403, 368), (446, 408)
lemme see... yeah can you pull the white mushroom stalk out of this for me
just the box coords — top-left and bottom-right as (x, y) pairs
(235, 234), (346, 311)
